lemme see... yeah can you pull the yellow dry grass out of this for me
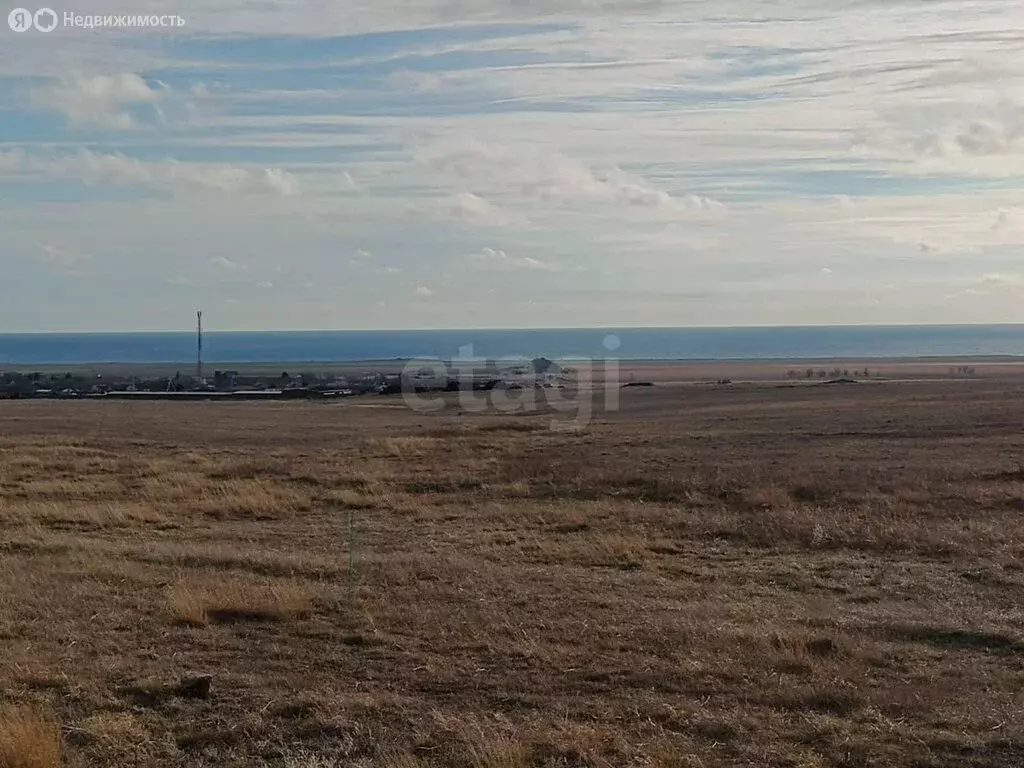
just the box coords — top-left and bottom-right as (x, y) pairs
(0, 706), (61, 768)
(167, 581), (316, 626)
(2, 381), (1024, 766)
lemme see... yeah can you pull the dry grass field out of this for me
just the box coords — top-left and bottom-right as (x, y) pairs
(2, 379), (1024, 766)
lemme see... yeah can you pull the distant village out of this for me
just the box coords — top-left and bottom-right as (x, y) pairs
(0, 358), (569, 400)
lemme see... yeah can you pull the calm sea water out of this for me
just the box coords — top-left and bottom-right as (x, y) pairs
(0, 326), (1023, 365)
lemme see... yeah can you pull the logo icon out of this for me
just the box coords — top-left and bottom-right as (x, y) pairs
(8, 7), (31, 31)
(33, 7), (56, 31)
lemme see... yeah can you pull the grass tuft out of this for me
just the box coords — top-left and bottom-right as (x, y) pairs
(167, 583), (207, 627)
(0, 706), (62, 768)
(167, 581), (315, 626)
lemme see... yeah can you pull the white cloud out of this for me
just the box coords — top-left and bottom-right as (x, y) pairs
(680, 195), (728, 212)
(818, 195), (1024, 255)
(421, 139), (691, 211)
(415, 285), (434, 297)
(444, 192), (523, 225)
(387, 69), (447, 93)
(0, 150), (299, 197)
(469, 247), (562, 272)
(858, 101), (1024, 177)
(211, 256), (242, 270)
(35, 243), (92, 276)
(31, 73), (162, 129)
(992, 208), (1022, 232)
(980, 273), (1022, 286)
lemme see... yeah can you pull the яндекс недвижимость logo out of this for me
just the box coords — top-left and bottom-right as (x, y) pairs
(7, 8), (184, 31)
(8, 7), (57, 31)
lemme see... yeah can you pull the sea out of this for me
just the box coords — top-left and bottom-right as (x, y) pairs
(1, 325), (1023, 366)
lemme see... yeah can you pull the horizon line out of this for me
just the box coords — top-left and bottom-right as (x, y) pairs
(3, 322), (1024, 336)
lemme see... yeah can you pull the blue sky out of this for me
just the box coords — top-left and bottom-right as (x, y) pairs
(1, 0), (1024, 331)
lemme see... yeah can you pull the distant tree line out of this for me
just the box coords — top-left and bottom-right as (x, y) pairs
(786, 368), (869, 380)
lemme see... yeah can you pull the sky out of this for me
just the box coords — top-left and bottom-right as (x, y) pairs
(1, 0), (1023, 332)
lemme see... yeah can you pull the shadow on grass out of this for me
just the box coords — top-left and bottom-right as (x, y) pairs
(926, 737), (1024, 768)
(880, 624), (1023, 654)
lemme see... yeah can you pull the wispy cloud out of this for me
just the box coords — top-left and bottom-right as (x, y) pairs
(420, 139), (694, 211)
(2, 0), (1024, 330)
(211, 255), (242, 270)
(34, 243), (92, 276)
(0, 150), (299, 196)
(469, 246), (563, 272)
(31, 73), (164, 129)
(443, 192), (524, 225)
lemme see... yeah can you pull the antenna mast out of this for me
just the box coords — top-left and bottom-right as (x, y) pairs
(196, 310), (204, 384)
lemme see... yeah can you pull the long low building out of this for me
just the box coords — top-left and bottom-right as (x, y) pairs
(97, 389), (340, 401)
